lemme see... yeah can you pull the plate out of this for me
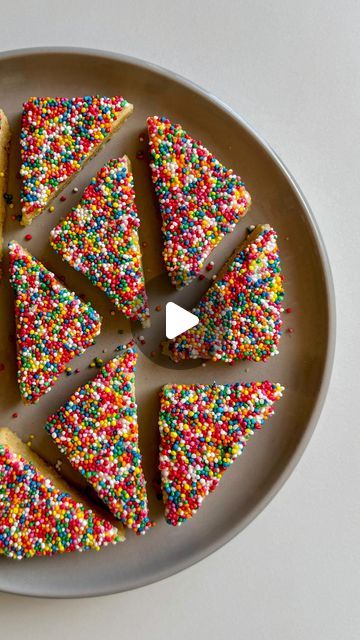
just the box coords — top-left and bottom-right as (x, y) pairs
(0, 47), (335, 598)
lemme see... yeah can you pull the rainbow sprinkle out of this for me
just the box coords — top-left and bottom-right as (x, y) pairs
(45, 341), (152, 535)
(0, 441), (119, 559)
(9, 241), (101, 404)
(159, 382), (284, 525)
(20, 96), (132, 224)
(166, 225), (284, 363)
(50, 157), (150, 327)
(147, 116), (251, 288)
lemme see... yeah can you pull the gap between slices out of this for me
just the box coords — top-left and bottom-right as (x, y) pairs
(147, 115), (251, 288)
(0, 427), (123, 559)
(20, 96), (133, 226)
(0, 108), (11, 279)
(8, 241), (101, 404)
(49, 156), (150, 328)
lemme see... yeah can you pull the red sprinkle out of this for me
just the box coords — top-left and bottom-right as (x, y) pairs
(198, 274), (205, 281)
(287, 327), (294, 334)
(12, 413), (18, 419)
(285, 307), (292, 314)
(60, 195), (67, 202)
(24, 234), (32, 241)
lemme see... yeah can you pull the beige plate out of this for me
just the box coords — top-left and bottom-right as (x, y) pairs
(0, 48), (335, 598)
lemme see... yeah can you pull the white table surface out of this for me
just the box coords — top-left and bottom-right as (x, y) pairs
(0, 1), (358, 638)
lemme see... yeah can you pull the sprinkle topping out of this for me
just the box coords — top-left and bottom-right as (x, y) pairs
(50, 157), (149, 326)
(0, 443), (119, 559)
(147, 116), (251, 288)
(9, 241), (101, 404)
(46, 342), (152, 535)
(167, 226), (284, 363)
(20, 96), (130, 219)
(159, 382), (284, 525)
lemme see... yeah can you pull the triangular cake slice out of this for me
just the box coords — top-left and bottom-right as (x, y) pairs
(45, 341), (152, 535)
(9, 242), (101, 404)
(159, 382), (284, 525)
(147, 115), (251, 288)
(50, 156), (150, 327)
(20, 95), (133, 225)
(0, 108), (11, 279)
(166, 225), (284, 363)
(0, 427), (123, 559)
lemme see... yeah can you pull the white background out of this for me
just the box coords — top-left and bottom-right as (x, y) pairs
(0, 1), (359, 638)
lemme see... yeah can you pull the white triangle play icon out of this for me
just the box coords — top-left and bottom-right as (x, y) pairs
(165, 302), (199, 340)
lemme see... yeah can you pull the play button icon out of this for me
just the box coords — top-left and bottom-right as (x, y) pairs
(165, 302), (199, 339)
(131, 272), (210, 370)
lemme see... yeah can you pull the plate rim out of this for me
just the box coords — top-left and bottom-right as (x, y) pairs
(0, 46), (336, 599)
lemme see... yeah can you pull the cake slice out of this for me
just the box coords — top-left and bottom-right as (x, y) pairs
(9, 241), (101, 404)
(50, 157), (150, 327)
(0, 427), (123, 559)
(45, 341), (152, 535)
(166, 225), (284, 363)
(159, 382), (284, 525)
(0, 109), (11, 279)
(147, 115), (251, 288)
(20, 95), (133, 225)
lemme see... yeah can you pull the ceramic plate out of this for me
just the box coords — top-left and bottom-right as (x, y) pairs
(0, 48), (335, 598)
